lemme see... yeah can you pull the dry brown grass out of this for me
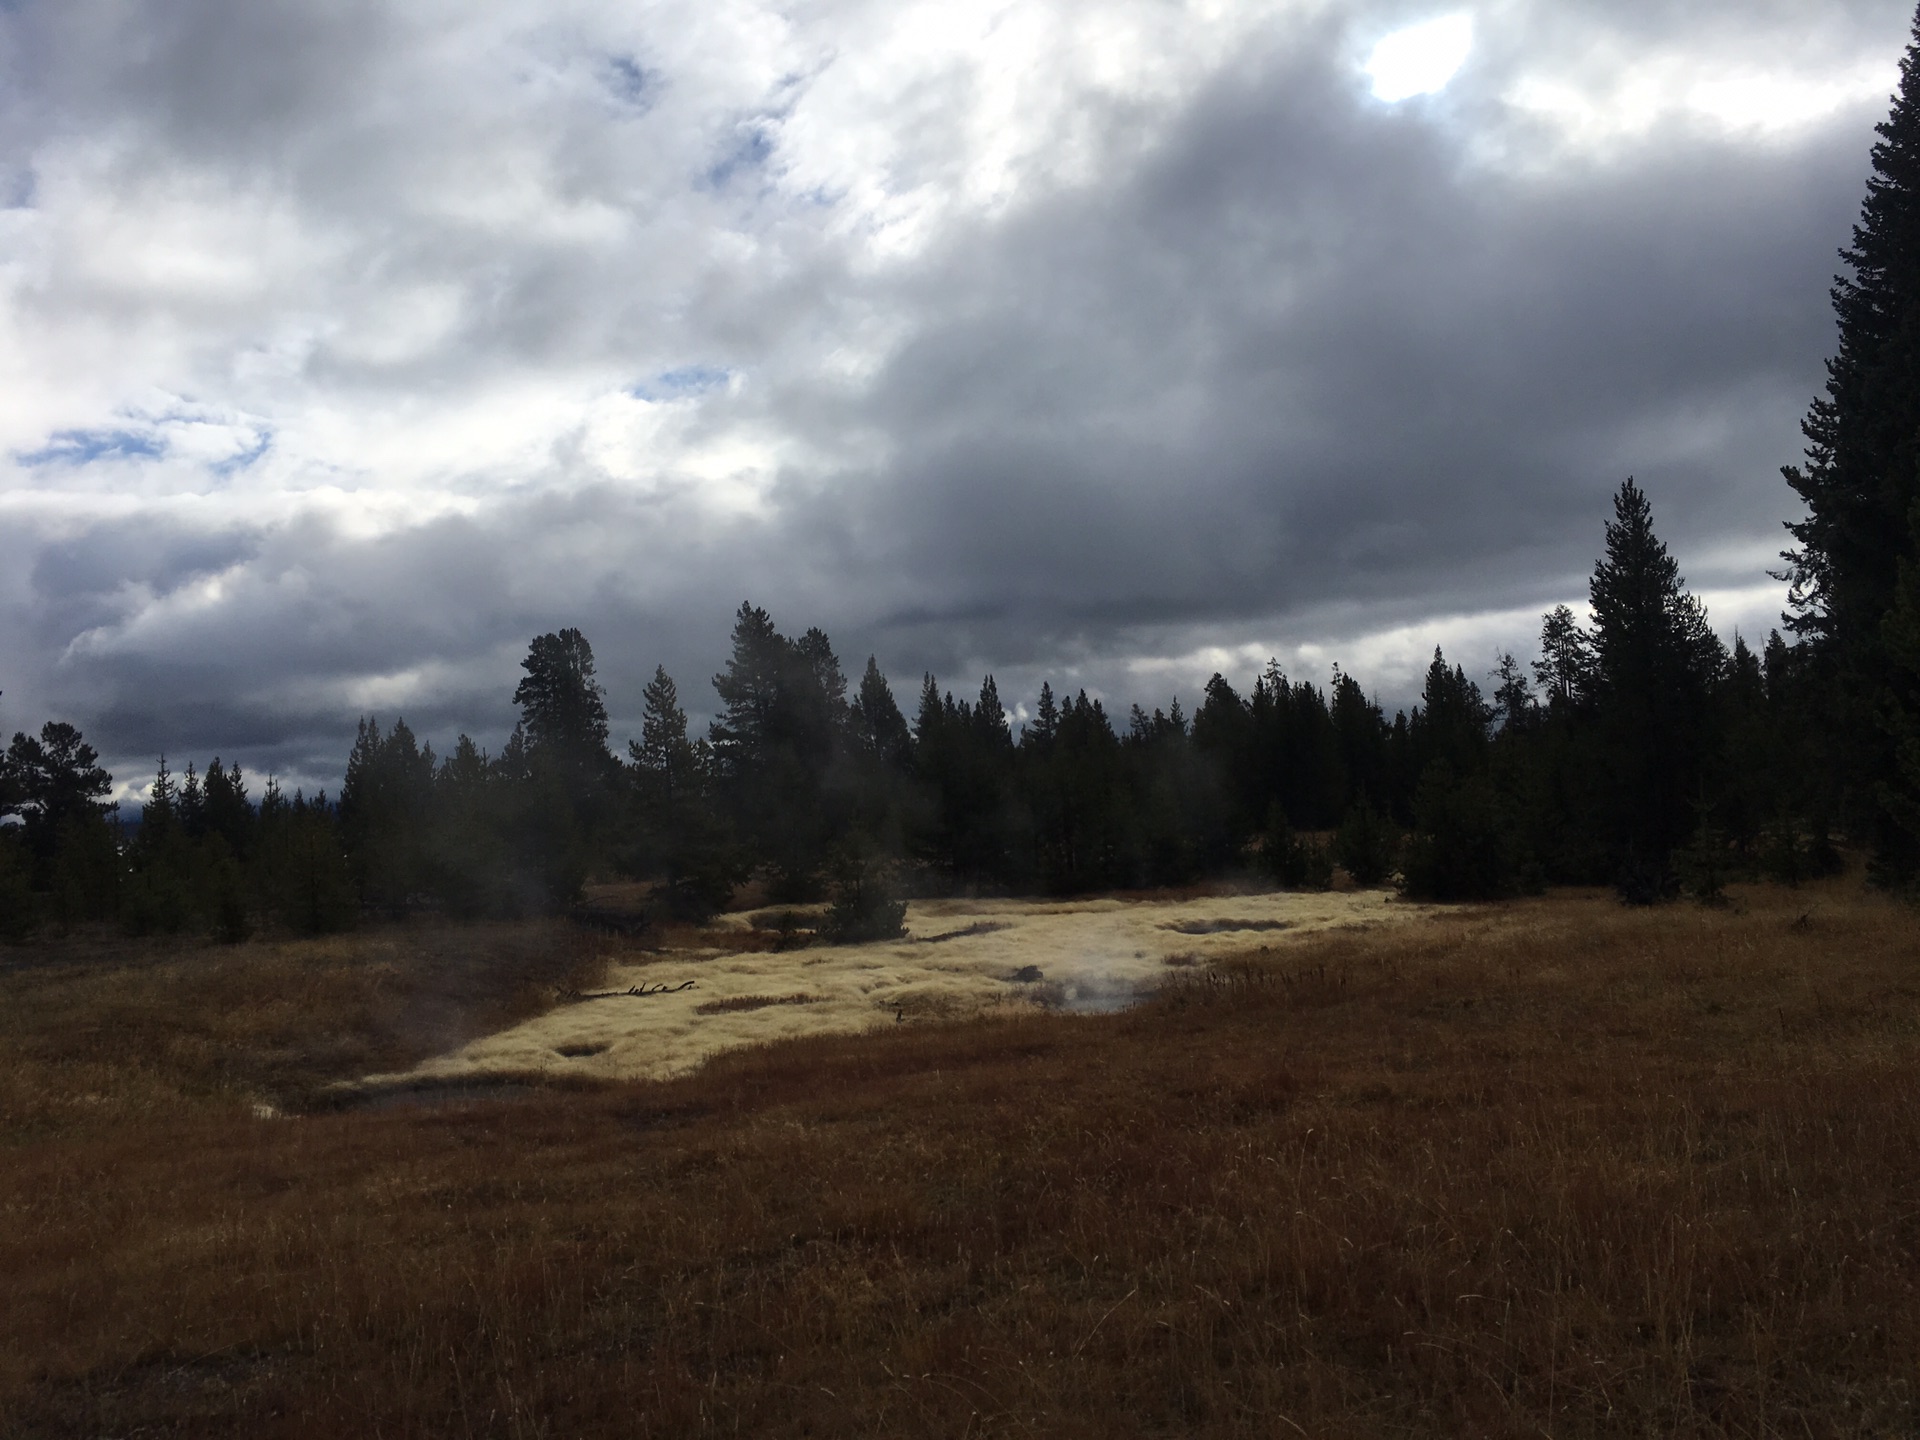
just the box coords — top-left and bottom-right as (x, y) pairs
(694, 993), (820, 1015)
(0, 919), (612, 1125)
(2, 879), (1918, 1437)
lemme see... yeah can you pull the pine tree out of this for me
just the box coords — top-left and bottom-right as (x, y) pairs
(178, 762), (205, 839)
(1409, 648), (1491, 782)
(340, 717), (437, 915)
(510, 630), (616, 907)
(1588, 477), (1726, 890)
(1192, 674), (1257, 853)
(1532, 605), (1595, 710)
(710, 604), (787, 781)
(514, 628), (612, 765)
(629, 667), (735, 919)
(1329, 668), (1390, 815)
(1491, 653), (1536, 735)
(842, 657), (915, 859)
(125, 756), (192, 935)
(202, 760), (255, 859)
(708, 605), (848, 897)
(5, 722), (114, 861)
(1782, 6), (1920, 882)
(851, 656), (912, 767)
(1028, 681), (1061, 751)
(4, 722), (119, 924)
(428, 737), (512, 918)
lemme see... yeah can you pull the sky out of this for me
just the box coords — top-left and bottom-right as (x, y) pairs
(0, 0), (1911, 798)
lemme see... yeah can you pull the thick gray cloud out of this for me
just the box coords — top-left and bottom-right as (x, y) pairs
(0, 0), (1911, 795)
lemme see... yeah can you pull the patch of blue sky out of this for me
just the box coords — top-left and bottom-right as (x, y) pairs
(16, 427), (167, 468)
(703, 125), (775, 190)
(210, 429), (274, 477)
(603, 53), (656, 109)
(630, 366), (731, 402)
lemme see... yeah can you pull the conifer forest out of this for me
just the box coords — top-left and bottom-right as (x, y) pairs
(0, 467), (1890, 937)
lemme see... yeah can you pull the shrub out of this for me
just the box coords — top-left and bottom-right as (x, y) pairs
(1399, 767), (1523, 901)
(820, 848), (907, 943)
(1334, 803), (1399, 887)
(1262, 807), (1331, 891)
(1675, 823), (1733, 906)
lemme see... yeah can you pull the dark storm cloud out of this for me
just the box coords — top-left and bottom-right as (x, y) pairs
(1, 0), (1911, 789)
(794, 36), (1870, 678)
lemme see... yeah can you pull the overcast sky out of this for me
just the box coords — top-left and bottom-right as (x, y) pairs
(0, 0), (1911, 797)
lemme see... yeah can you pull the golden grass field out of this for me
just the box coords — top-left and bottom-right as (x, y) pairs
(2, 876), (1917, 1436)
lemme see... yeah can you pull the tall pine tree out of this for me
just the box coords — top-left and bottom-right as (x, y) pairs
(1589, 478), (1725, 888)
(1782, 5), (1920, 883)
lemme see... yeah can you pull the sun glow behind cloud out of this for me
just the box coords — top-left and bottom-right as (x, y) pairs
(1507, 58), (1896, 150)
(1365, 13), (1475, 103)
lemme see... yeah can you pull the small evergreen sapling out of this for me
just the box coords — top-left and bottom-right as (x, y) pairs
(1334, 802), (1399, 887)
(821, 841), (908, 942)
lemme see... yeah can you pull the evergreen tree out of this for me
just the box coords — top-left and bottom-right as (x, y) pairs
(1710, 634), (1771, 860)
(429, 737), (514, 918)
(1408, 648), (1491, 782)
(1398, 653), (1518, 898)
(842, 657), (916, 859)
(1781, 7), (1920, 883)
(1513, 604), (1610, 883)
(202, 759), (255, 858)
(1127, 696), (1234, 883)
(510, 629), (617, 907)
(912, 674), (1019, 886)
(1192, 674), (1258, 858)
(0, 827), (32, 940)
(1334, 802), (1399, 886)
(1027, 691), (1132, 893)
(1532, 605), (1595, 711)
(710, 604), (788, 777)
(1588, 478), (1726, 889)
(4, 722), (119, 921)
(178, 762), (205, 839)
(820, 831), (908, 942)
(708, 604), (851, 897)
(1028, 681), (1061, 751)
(274, 789), (355, 934)
(1491, 653), (1537, 735)
(124, 756), (193, 935)
(1400, 763), (1523, 901)
(1329, 668), (1391, 815)
(340, 717), (437, 915)
(514, 628), (612, 767)
(628, 667), (735, 920)
(851, 656), (913, 767)
(4, 722), (114, 862)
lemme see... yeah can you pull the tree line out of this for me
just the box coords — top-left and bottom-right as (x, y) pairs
(0, 475), (1853, 940)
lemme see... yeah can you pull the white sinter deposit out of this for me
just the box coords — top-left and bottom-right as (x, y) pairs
(371, 889), (1431, 1088)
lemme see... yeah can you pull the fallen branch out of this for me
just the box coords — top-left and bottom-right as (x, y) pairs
(558, 980), (697, 1003)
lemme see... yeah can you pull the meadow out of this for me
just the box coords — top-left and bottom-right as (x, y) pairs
(2, 876), (1916, 1437)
